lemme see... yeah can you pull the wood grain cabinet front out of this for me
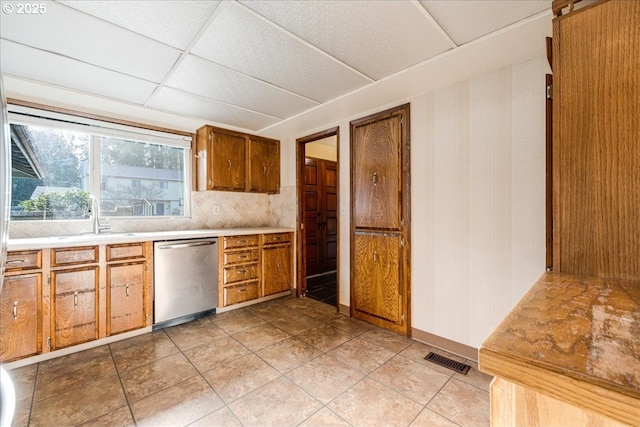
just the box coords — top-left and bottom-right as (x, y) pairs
(0, 273), (42, 362)
(219, 235), (260, 307)
(106, 242), (152, 336)
(262, 233), (293, 297)
(195, 125), (280, 194)
(50, 266), (99, 350)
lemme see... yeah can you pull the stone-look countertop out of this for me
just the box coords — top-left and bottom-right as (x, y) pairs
(479, 272), (640, 426)
(7, 227), (295, 250)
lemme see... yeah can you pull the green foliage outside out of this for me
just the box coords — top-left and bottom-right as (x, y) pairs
(19, 188), (90, 219)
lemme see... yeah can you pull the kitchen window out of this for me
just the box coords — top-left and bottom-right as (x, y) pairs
(8, 104), (192, 221)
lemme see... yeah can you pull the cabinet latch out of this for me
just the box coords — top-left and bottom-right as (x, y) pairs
(46, 337), (51, 348)
(546, 84), (553, 100)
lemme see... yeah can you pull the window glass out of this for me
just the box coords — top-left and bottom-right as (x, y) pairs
(10, 123), (90, 220)
(100, 138), (186, 217)
(9, 107), (191, 221)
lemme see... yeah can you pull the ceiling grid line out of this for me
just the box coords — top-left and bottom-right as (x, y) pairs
(411, 0), (458, 49)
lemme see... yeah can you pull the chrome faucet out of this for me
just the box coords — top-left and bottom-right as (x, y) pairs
(89, 195), (110, 234)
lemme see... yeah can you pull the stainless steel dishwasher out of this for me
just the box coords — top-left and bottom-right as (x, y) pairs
(153, 238), (218, 329)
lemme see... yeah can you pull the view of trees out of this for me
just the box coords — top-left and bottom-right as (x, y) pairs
(11, 124), (186, 220)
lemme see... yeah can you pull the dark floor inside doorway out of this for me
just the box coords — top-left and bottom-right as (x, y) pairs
(306, 271), (337, 307)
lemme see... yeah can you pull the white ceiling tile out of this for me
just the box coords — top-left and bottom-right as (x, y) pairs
(420, 1), (550, 45)
(241, 0), (453, 80)
(166, 55), (319, 119)
(191, 1), (371, 103)
(147, 87), (280, 132)
(0, 40), (157, 104)
(59, 1), (220, 50)
(0, 1), (181, 82)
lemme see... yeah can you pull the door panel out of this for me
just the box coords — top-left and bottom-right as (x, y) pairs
(353, 233), (402, 324)
(350, 104), (410, 336)
(212, 129), (245, 191)
(305, 158), (338, 276)
(353, 116), (402, 230)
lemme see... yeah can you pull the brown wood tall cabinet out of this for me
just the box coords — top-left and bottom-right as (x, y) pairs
(552, 0), (640, 281)
(195, 125), (280, 194)
(350, 104), (411, 336)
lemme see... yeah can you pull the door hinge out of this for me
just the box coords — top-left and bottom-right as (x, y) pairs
(48, 275), (51, 285)
(546, 84), (553, 100)
(402, 313), (405, 321)
(400, 117), (404, 126)
(46, 337), (51, 348)
(400, 238), (405, 247)
(300, 223), (304, 230)
(400, 218), (405, 228)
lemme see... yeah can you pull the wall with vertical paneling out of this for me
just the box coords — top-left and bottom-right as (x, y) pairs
(273, 55), (549, 349)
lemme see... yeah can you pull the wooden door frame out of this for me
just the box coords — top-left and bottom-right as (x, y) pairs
(296, 127), (340, 306)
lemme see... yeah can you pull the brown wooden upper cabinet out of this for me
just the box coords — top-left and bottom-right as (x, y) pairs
(196, 125), (280, 194)
(247, 136), (280, 193)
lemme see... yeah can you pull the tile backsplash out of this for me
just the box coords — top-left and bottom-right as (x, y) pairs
(8, 189), (295, 239)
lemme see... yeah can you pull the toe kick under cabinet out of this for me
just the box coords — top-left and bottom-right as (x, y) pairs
(0, 242), (153, 363)
(219, 232), (293, 307)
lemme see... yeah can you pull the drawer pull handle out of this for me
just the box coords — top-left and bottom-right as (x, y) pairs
(126, 284), (130, 297)
(373, 251), (378, 263)
(273, 237), (281, 241)
(237, 269), (247, 274)
(7, 259), (27, 265)
(13, 301), (18, 319)
(238, 288), (247, 293)
(262, 164), (267, 175)
(228, 159), (232, 170)
(238, 255), (248, 259)
(372, 172), (378, 186)
(237, 240), (247, 244)
(276, 261), (281, 269)
(74, 291), (78, 308)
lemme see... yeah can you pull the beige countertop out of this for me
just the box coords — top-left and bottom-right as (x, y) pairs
(7, 227), (295, 250)
(479, 271), (640, 426)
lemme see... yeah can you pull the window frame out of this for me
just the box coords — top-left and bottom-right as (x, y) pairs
(7, 101), (193, 221)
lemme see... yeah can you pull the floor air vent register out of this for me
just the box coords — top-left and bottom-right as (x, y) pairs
(424, 352), (471, 375)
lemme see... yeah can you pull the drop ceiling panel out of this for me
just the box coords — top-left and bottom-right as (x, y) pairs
(0, 1), (181, 82)
(241, 0), (453, 81)
(420, 1), (549, 45)
(59, 0), (220, 50)
(191, 1), (371, 103)
(147, 87), (280, 132)
(166, 55), (319, 119)
(0, 40), (157, 104)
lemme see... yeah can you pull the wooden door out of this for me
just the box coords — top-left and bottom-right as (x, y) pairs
(248, 136), (280, 193)
(0, 274), (42, 362)
(211, 128), (246, 191)
(107, 261), (145, 335)
(305, 157), (337, 276)
(350, 104), (410, 336)
(51, 267), (99, 349)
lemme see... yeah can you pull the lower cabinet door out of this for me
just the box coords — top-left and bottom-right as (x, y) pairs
(224, 282), (259, 306)
(353, 233), (402, 325)
(108, 262), (145, 335)
(263, 246), (291, 296)
(51, 267), (99, 350)
(0, 274), (41, 362)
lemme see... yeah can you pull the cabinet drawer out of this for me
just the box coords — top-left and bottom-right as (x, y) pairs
(224, 282), (259, 306)
(6, 250), (42, 271)
(223, 235), (259, 249)
(263, 233), (291, 245)
(223, 263), (258, 284)
(223, 250), (259, 265)
(51, 246), (99, 267)
(107, 243), (145, 261)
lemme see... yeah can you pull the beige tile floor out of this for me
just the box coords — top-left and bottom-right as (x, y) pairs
(7, 296), (492, 427)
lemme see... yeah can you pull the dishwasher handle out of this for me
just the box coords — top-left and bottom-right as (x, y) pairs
(157, 240), (217, 250)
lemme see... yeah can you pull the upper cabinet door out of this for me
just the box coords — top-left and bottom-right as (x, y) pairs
(211, 129), (246, 192)
(247, 136), (280, 194)
(352, 114), (402, 230)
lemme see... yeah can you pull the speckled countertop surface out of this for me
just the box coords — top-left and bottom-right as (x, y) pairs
(479, 271), (640, 424)
(7, 227), (295, 250)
